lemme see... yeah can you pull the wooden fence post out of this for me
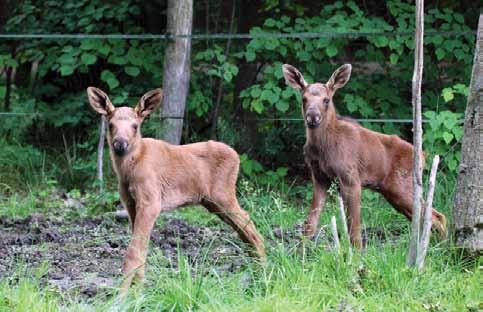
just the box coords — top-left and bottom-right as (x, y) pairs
(160, 0), (193, 144)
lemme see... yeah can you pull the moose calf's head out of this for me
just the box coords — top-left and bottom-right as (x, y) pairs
(282, 64), (352, 129)
(87, 87), (163, 157)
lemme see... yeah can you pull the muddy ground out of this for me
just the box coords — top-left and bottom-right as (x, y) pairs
(0, 210), (391, 300)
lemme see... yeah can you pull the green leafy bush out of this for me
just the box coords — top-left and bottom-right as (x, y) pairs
(0, 0), (476, 193)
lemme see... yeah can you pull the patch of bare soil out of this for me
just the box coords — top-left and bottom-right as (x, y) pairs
(0, 213), (249, 298)
(0, 211), (396, 299)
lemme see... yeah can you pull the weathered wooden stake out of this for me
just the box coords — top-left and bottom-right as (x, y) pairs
(416, 155), (440, 270)
(330, 216), (340, 251)
(407, 0), (425, 267)
(338, 195), (352, 260)
(97, 115), (106, 193)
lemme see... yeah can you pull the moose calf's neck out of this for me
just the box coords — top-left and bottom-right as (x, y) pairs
(305, 108), (338, 153)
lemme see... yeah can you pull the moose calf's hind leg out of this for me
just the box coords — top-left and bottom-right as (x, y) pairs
(430, 209), (447, 239)
(383, 183), (448, 240)
(202, 197), (266, 259)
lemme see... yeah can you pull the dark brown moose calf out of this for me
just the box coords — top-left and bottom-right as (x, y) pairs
(282, 64), (447, 248)
(87, 87), (265, 294)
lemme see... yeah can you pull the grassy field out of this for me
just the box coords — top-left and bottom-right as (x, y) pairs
(0, 175), (480, 311)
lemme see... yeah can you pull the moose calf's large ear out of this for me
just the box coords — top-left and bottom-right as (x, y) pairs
(135, 88), (163, 118)
(326, 64), (352, 92)
(87, 87), (115, 116)
(282, 64), (308, 91)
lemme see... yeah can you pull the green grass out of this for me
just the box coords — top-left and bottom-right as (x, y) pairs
(0, 176), (479, 311)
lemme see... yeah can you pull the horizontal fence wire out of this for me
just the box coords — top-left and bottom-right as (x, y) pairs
(0, 30), (476, 41)
(0, 112), (464, 124)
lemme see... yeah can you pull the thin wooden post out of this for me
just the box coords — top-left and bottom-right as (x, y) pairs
(330, 216), (340, 251)
(407, 0), (425, 267)
(337, 195), (352, 260)
(416, 155), (440, 270)
(97, 116), (106, 193)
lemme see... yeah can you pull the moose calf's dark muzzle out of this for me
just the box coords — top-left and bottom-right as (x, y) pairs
(305, 111), (321, 129)
(113, 138), (128, 156)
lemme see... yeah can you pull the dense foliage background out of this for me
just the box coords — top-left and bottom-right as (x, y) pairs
(0, 0), (478, 193)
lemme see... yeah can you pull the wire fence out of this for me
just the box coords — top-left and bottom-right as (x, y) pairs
(0, 111), (466, 125)
(0, 30), (476, 40)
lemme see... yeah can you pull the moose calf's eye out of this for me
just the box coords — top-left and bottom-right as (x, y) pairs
(323, 98), (330, 104)
(132, 124), (138, 130)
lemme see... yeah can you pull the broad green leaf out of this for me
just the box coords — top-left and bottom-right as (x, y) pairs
(101, 70), (120, 90)
(98, 44), (111, 56)
(442, 88), (454, 102)
(326, 45), (338, 57)
(442, 132), (453, 144)
(251, 100), (264, 114)
(281, 88), (293, 99)
(453, 127), (463, 140)
(108, 55), (128, 65)
(223, 71), (233, 82)
(80, 40), (98, 51)
(246, 50), (256, 62)
(59, 65), (74, 76)
(125, 66), (140, 77)
(454, 14), (464, 24)
(435, 48), (445, 60)
(58, 54), (75, 64)
(423, 111), (436, 119)
(275, 100), (289, 112)
(432, 35), (443, 45)
(81, 53), (97, 65)
(127, 48), (143, 66)
(250, 88), (261, 98)
(261, 89), (279, 104)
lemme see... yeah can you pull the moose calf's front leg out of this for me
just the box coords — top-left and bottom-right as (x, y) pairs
(303, 174), (329, 238)
(119, 184), (136, 229)
(340, 181), (362, 249)
(121, 204), (161, 294)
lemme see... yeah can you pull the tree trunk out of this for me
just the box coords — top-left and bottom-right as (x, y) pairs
(160, 0), (193, 144)
(453, 14), (482, 252)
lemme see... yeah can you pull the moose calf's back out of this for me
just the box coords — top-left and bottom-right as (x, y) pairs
(305, 119), (414, 188)
(128, 139), (240, 208)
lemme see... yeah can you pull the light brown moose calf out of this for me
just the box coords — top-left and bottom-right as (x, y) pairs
(87, 87), (265, 292)
(282, 64), (447, 248)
